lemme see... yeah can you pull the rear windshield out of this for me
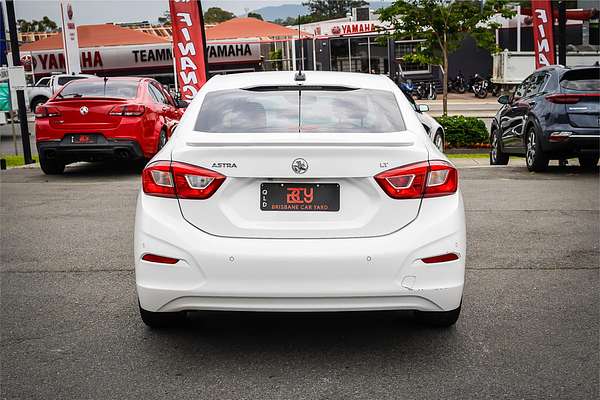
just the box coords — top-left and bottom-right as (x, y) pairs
(194, 87), (405, 133)
(57, 80), (139, 99)
(560, 68), (600, 91)
(57, 76), (88, 86)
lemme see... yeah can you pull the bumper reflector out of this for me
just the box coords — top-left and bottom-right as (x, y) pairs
(421, 253), (459, 264)
(142, 254), (179, 264)
(549, 131), (573, 142)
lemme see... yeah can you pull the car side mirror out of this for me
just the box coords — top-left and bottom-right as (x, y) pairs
(417, 104), (429, 112)
(497, 95), (510, 105)
(175, 99), (189, 108)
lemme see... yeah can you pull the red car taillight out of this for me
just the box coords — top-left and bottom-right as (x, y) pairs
(375, 160), (458, 199)
(142, 161), (225, 199)
(109, 104), (145, 116)
(545, 93), (600, 104)
(34, 106), (61, 118)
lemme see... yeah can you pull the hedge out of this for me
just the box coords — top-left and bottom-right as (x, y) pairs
(435, 115), (489, 148)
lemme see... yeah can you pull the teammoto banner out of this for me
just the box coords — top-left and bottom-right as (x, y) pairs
(169, 0), (209, 100)
(531, 0), (555, 68)
(20, 42), (261, 75)
(59, 1), (82, 74)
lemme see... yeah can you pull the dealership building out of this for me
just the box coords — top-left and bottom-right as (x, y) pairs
(18, 4), (599, 88)
(19, 18), (306, 85)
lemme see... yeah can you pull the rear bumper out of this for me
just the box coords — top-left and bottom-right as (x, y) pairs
(134, 191), (466, 313)
(37, 137), (144, 162)
(542, 127), (600, 156)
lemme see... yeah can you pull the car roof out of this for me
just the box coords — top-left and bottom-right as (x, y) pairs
(536, 64), (599, 73)
(203, 71), (395, 92)
(70, 76), (147, 83)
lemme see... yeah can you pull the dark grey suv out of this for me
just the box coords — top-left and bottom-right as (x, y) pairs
(490, 65), (599, 171)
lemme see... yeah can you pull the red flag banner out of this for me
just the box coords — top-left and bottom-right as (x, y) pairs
(169, 0), (209, 101)
(531, 0), (555, 69)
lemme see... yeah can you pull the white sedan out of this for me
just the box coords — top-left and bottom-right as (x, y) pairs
(134, 71), (466, 328)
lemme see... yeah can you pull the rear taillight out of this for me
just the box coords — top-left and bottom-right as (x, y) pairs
(142, 161), (225, 199)
(34, 106), (61, 118)
(545, 93), (599, 104)
(375, 160), (458, 199)
(109, 104), (145, 116)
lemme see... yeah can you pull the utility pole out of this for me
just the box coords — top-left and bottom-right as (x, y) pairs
(5, 0), (34, 164)
(557, 1), (567, 66)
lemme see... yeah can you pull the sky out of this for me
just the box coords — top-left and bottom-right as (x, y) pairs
(14, 0), (302, 25)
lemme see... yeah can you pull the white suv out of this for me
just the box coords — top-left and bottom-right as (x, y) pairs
(134, 71), (466, 328)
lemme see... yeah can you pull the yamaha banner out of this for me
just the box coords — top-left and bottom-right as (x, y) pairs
(169, 0), (209, 100)
(531, 0), (555, 69)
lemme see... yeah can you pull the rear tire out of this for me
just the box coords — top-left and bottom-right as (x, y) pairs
(433, 131), (444, 152)
(30, 96), (48, 112)
(525, 126), (549, 172)
(157, 130), (168, 151)
(416, 304), (461, 327)
(139, 301), (186, 329)
(578, 154), (599, 169)
(489, 130), (509, 165)
(39, 154), (65, 175)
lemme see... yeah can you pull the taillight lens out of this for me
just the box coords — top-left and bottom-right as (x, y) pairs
(142, 161), (175, 198)
(109, 104), (145, 116)
(375, 160), (458, 199)
(142, 161), (225, 199)
(545, 93), (599, 104)
(34, 106), (61, 118)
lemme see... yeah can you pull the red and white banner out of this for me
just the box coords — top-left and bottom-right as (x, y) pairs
(531, 0), (555, 69)
(59, 1), (81, 74)
(169, 0), (208, 100)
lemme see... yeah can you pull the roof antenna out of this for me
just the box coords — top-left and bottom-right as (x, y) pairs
(294, 15), (305, 81)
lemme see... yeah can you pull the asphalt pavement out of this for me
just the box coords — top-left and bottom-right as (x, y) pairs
(1, 162), (598, 399)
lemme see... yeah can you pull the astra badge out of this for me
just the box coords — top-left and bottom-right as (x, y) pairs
(292, 158), (308, 174)
(212, 162), (237, 168)
(79, 106), (88, 115)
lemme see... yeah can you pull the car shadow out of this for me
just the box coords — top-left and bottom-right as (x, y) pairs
(140, 310), (462, 356)
(62, 160), (145, 177)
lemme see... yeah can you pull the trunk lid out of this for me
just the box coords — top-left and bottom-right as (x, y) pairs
(48, 98), (128, 131)
(172, 131), (429, 239)
(560, 68), (600, 129)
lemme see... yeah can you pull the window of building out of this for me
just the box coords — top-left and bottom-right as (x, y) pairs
(394, 41), (430, 74)
(331, 38), (350, 72)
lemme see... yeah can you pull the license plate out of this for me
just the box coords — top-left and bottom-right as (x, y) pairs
(260, 183), (340, 212)
(70, 134), (97, 144)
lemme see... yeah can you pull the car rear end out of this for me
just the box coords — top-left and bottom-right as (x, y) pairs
(36, 78), (149, 168)
(542, 67), (600, 158)
(134, 72), (465, 327)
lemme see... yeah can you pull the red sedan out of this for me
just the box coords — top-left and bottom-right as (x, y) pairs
(35, 77), (186, 174)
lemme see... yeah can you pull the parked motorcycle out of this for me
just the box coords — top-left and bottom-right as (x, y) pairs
(398, 78), (416, 100)
(448, 72), (467, 93)
(415, 81), (437, 100)
(471, 74), (491, 98)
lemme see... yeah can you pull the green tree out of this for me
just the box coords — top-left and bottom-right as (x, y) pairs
(203, 7), (236, 24)
(247, 12), (263, 20)
(303, 0), (368, 21)
(158, 10), (171, 26)
(379, 0), (514, 115)
(17, 16), (57, 33)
